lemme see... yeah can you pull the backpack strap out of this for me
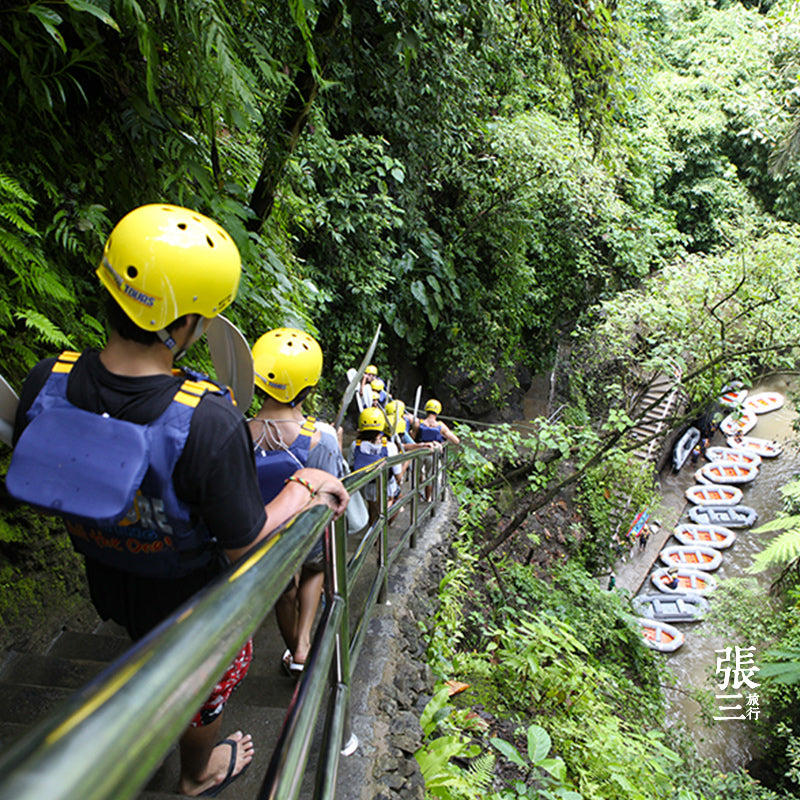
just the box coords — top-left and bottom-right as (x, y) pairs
(51, 350), (81, 373)
(299, 416), (317, 438)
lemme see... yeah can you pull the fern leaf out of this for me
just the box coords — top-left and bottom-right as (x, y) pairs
(746, 529), (800, 574)
(0, 173), (35, 203)
(753, 514), (800, 534)
(15, 309), (73, 348)
(466, 752), (495, 788)
(759, 647), (800, 685)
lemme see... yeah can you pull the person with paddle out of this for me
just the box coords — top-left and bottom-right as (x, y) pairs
(411, 398), (460, 501)
(7, 205), (348, 798)
(350, 407), (403, 525)
(247, 327), (342, 676)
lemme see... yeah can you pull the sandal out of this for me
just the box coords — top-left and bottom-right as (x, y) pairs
(281, 649), (304, 677)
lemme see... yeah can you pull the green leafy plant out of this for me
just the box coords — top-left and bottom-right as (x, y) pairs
(415, 685), (493, 799)
(490, 723), (583, 799)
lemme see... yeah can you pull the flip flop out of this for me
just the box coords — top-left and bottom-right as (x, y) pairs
(197, 738), (250, 797)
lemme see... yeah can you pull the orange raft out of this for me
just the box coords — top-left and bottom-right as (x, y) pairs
(659, 544), (723, 571)
(698, 461), (758, 485)
(719, 409), (758, 436)
(673, 523), (736, 549)
(685, 484), (743, 506)
(637, 617), (685, 653)
(727, 435), (783, 458)
(651, 567), (718, 596)
(744, 391), (784, 415)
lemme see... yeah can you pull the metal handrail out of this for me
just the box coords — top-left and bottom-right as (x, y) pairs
(0, 445), (450, 800)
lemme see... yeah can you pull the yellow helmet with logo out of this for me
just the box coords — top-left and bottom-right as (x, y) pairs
(358, 407), (386, 433)
(252, 328), (323, 404)
(425, 399), (442, 415)
(96, 204), (241, 331)
(385, 399), (405, 417)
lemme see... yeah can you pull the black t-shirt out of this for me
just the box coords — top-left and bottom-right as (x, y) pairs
(15, 349), (267, 638)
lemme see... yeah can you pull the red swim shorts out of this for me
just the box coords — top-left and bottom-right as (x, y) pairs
(191, 637), (253, 727)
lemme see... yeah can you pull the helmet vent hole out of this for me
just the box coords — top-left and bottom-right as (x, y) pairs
(206, 235), (214, 248)
(126, 266), (138, 279)
(177, 223), (187, 230)
(268, 372), (275, 379)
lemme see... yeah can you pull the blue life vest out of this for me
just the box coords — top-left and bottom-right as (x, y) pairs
(417, 420), (443, 443)
(7, 351), (231, 578)
(352, 438), (389, 472)
(253, 417), (316, 504)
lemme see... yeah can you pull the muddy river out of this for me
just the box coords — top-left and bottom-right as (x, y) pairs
(651, 376), (799, 770)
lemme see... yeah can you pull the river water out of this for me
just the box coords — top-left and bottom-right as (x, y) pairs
(651, 376), (799, 771)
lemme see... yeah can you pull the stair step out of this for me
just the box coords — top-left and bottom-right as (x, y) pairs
(0, 683), (73, 724)
(0, 652), (106, 690)
(0, 721), (30, 751)
(46, 631), (130, 663)
(94, 620), (129, 638)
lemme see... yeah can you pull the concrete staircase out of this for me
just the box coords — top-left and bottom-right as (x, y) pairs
(0, 493), (437, 799)
(0, 613), (303, 799)
(608, 370), (686, 539)
(626, 371), (684, 470)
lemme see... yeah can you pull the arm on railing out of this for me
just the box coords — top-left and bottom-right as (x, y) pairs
(0, 446), (451, 800)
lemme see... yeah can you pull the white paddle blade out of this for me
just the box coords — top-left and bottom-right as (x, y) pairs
(333, 324), (382, 429)
(206, 315), (255, 412)
(0, 375), (19, 446)
(412, 385), (422, 421)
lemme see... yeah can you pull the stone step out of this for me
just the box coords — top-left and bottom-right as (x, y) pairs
(0, 683), (73, 725)
(46, 631), (130, 663)
(0, 721), (29, 752)
(0, 651), (106, 690)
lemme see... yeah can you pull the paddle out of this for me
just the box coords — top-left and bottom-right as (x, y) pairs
(362, 382), (373, 409)
(0, 375), (19, 447)
(411, 385), (421, 425)
(333, 323), (381, 430)
(206, 315), (255, 412)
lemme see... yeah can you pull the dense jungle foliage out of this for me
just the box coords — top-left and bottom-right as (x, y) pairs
(5, 0), (800, 797)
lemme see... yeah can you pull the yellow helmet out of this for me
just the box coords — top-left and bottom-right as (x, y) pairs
(252, 328), (323, 404)
(365, 365), (378, 376)
(384, 400), (405, 435)
(385, 399), (405, 417)
(358, 407), (386, 433)
(371, 378), (385, 392)
(96, 204), (241, 331)
(425, 399), (442, 415)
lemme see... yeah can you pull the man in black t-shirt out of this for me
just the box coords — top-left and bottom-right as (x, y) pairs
(11, 205), (348, 797)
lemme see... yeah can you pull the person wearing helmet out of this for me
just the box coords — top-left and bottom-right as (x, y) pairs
(360, 364), (380, 395)
(412, 398), (460, 446)
(9, 205), (348, 798)
(369, 378), (388, 407)
(384, 398), (438, 482)
(411, 398), (460, 501)
(247, 328), (342, 676)
(350, 407), (403, 525)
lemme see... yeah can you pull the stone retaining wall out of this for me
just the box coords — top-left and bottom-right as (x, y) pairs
(336, 491), (457, 799)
